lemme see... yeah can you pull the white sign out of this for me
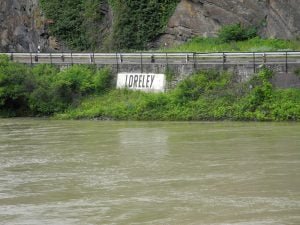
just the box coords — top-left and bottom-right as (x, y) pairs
(117, 73), (166, 92)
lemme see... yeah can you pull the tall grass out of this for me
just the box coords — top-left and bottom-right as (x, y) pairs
(162, 37), (300, 53)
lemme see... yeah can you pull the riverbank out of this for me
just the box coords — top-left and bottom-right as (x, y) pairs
(1, 52), (300, 121)
(54, 69), (300, 121)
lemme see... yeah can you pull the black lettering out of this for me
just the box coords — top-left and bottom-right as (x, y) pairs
(139, 75), (143, 88)
(134, 75), (139, 88)
(142, 75), (145, 88)
(125, 75), (128, 87)
(146, 75), (151, 88)
(128, 75), (134, 87)
(150, 75), (155, 88)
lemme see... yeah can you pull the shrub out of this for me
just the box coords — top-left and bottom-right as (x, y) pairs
(0, 56), (113, 116)
(0, 55), (35, 116)
(218, 23), (257, 43)
(93, 67), (112, 93)
(173, 70), (233, 103)
(29, 64), (61, 114)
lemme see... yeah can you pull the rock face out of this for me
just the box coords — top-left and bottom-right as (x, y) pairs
(0, 0), (299, 52)
(0, 0), (51, 52)
(265, 0), (300, 39)
(155, 0), (300, 47)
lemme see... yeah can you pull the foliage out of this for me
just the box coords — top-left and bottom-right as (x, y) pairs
(0, 55), (112, 116)
(56, 68), (300, 122)
(0, 55), (34, 116)
(40, 0), (179, 51)
(165, 36), (300, 53)
(218, 23), (257, 43)
(108, 0), (179, 50)
(1, 56), (300, 121)
(40, 0), (104, 50)
(173, 70), (233, 103)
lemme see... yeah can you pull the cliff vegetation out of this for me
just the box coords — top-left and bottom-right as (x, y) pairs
(39, 0), (179, 51)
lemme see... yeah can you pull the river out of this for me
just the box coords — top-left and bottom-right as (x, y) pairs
(0, 119), (299, 225)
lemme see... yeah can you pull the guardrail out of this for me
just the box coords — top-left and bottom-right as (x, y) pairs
(2, 51), (300, 73)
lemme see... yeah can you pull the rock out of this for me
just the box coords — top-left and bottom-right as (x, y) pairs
(0, 0), (299, 52)
(264, 0), (300, 39)
(0, 0), (52, 52)
(154, 0), (300, 48)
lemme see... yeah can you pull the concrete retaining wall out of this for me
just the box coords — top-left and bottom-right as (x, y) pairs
(103, 63), (300, 89)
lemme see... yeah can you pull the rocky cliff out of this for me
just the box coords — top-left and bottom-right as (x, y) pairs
(0, 0), (299, 52)
(155, 0), (300, 47)
(0, 0), (55, 52)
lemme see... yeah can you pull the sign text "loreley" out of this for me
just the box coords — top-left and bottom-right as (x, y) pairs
(125, 74), (155, 88)
(117, 73), (165, 92)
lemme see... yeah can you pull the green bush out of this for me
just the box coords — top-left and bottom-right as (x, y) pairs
(93, 67), (112, 93)
(218, 23), (257, 43)
(0, 55), (112, 116)
(0, 55), (35, 116)
(29, 64), (61, 114)
(173, 70), (233, 103)
(29, 65), (112, 115)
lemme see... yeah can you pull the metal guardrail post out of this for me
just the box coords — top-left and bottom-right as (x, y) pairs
(263, 53), (266, 64)
(140, 53), (143, 73)
(30, 52), (33, 66)
(10, 53), (13, 61)
(71, 51), (73, 65)
(285, 51), (288, 73)
(253, 52), (256, 73)
(50, 53), (53, 65)
(165, 53), (168, 67)
(93, 52), (95, 65)
(151, 54), (155, 63)
(115, 52), (119, 74)
(193, 53), (196, 71)
(186, 54), (189, 64)
(165, 52), (169, 72)
(222, 52), (226, 70)
(89, 53), (92, 64)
